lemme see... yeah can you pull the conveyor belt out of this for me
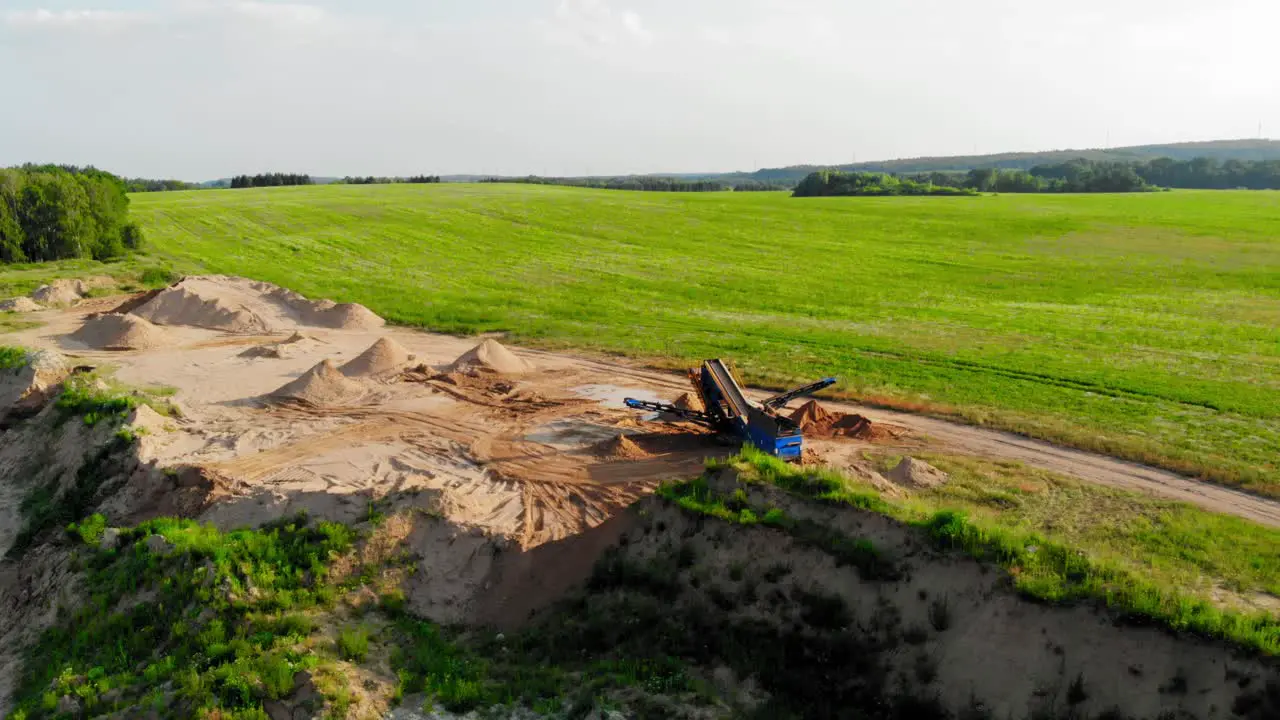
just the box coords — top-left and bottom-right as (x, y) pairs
(706, 358), (750, 419)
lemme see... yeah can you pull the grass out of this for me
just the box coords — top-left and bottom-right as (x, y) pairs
(0, 256), (178, 303)
(9, 514), (355, 720)
(0, 345), (28, 370)
(127, 184), (1280, 496)
(699, 447), (1280, 656)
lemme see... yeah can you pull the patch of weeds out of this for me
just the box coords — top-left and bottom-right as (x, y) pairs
(9, 514), (353, 719)
(55, 373), (139, 426)
(763, 562), (791, 583)
(9, 436), (131, 558)
(67, 513), (108, 545)
(792, 587), (851, 630)
(1160, 668), (1188, 695)
(0, 345), (28, 371)
(660, 476), (896, 581)
(903, 624), (929, 645)
(337, 627), (371, 662)
(928, 595), (951, 632)
(139, 267), (180, 288)
(389, 619), (494, 712)
(914, 652), (939, 684)
(1067, 672), (1088, 705)
(728, 562), (745, 582)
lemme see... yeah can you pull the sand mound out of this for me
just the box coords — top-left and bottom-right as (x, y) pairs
(31, 279), (85, 306)
(593, 434), (653, 461)
(341, 337), (413, 377)
(888, 457), (949, 490)
(308, 303), (384, 330)
(239, 333), (315, 360)
(673, 392), (705, 412)
(131, 276), (385, 333)
(269, 360), (367, 406)
(0, 297), (43, 312)
(70, 314), (171, 351)
(450, 339), (531, 376)
(132, 284), (271, 333)
(790, 400), (876, 439)
(0, 349), (70, 415)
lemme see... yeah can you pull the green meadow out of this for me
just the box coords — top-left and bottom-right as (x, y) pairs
(130, 185), (1280, 495)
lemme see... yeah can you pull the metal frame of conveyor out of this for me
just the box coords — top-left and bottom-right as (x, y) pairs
(624, 359), (836, 461)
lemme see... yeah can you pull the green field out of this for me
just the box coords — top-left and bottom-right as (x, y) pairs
(130, 185), (1280, 496)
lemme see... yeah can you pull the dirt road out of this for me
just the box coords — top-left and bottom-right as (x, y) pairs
(549, 351), (1280, 528)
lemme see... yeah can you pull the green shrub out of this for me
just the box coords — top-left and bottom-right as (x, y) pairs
(337, 627), (370, 662)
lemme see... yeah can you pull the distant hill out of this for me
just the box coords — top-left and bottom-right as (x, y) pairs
(721, 139), (1280, 185)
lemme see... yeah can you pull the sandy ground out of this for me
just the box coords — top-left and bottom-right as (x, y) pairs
(5, 279), (1279, 538)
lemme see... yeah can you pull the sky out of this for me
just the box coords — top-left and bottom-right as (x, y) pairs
(1, 0), (1278, 180)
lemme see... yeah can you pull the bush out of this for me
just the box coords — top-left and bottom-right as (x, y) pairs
(337, 627), (370, 662)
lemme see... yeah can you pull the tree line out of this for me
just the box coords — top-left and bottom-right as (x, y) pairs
(337, 175), (441, 185)
(792, 171), (978, 197)
(795, 159), (1165, 197)
(229, 173), (313, 189)
(480, 175), (793, 192)
(0, 165), (142, 263)
(125, 178), (199, 193)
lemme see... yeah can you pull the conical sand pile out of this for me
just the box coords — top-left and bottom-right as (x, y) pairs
(594, 434), (653, 461)
(307, 303), (385, 331)
(672, 392), (705, 412)
(341, 337), (412, 377)
(269, 360), (367, 406)
(450, 339), (531, 376)
(31, 279), (85, 306)
(70, 314), (171, 351)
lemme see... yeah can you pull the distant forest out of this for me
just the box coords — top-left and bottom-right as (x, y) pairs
(337, 175), (441, 185)
(126, 178), (199, 193)
(480, 175), (792, 192)
(229, 173), (313, 189)
(796, 156), (1280, 197)
(0, 165), (142, 262)
(733, 139), (1280, 185)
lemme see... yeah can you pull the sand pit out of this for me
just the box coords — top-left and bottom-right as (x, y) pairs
(70, 314), (171, 351)
(0, 298), (42, 313)
(131, 276), (384, 333)
(269, 359), (368, 406)
(450, 339), (531, 376)
(341, 337), (413, 377)
(30, 279), (85, 306)
(790, 400), (886, 440)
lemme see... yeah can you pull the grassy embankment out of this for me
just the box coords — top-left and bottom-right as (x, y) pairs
(664, 447), (1280, 655)
(121, 184), (1279, 496)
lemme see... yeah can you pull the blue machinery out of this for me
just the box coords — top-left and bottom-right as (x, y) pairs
(625, 359), (837, 461)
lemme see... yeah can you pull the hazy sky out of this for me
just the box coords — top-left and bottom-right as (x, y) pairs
(2, 0), (1278, 179)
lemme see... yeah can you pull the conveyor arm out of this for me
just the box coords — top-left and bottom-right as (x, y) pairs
(623, 398), (715, 427)
(761, 377), (838, 411)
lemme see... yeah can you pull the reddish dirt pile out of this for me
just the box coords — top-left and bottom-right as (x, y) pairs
(789, 400), (885, 440)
